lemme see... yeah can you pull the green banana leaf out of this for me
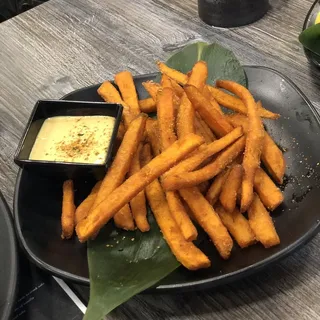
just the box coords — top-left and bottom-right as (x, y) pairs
(85, 42), (246, 320)
(84, 213), (180, 320)
(164, 41), (247, 87)
(299, 24), (320, 57)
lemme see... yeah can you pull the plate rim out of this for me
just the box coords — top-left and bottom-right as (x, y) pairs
(13, 65), (320, 291)
(0, 192), (18, 320)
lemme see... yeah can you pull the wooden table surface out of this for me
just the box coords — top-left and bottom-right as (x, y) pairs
(1, 0), (320, 319)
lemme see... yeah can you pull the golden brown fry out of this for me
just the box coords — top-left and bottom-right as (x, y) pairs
(207, 85), (280, 119)
(248, 194), (280, 248)
(114, 71), (140, 115)
(142, 81), (162, 101)
(97, 81), (134, 127)
(227, 113), (286, 184)
(184, 85), (234, 137)
(157, 61), (188, 85)
(166, 191), (198, 241)
(161, 74), (173, 88)
(197, 115), (216, 142)
(205, 169), (230, 205)
(140, 144), (210, 270)
(61, 180), (76, 239)
(177, 93), (195, 138)
(217, 80), (265, 213)
(179, 188), (233, 259)
(187, 61), (208, 91)
(76, 133), (205, 242)
(114, 204), (135, 230)
(165, 127), (243, 177)
(75, 181), (102, 225)
(254, 168), (284, 211)
(91, 114), (147, 210)
(194, 115), (214, 143)
(138, 98), (156, 113)
(145, 119), (161, 156)
(202, 86), (224, 115)
(157, 87), (177, 150)
(162, 136), (245, 191)
(128, 144), (149, 232)
(170, 79), (184, 97)
(215, 204), (256, 249)
(219, 165), (243, 213)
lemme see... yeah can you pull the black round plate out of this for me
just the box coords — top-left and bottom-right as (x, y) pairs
(14, 66), (320, 291)
(0, 192), (18, 319)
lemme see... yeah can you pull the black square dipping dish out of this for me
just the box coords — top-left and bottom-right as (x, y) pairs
(14, 100), (123, 178)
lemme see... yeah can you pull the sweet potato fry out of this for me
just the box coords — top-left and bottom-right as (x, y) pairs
(161, 74), (173, 88)
(138, 98), (156, 113)
(248, 194), (280, 248)
(61, 180), (76, 239)
(145, 119), (161, 156)
(202, 86), (224, 115)
(157, 87), (177, 150)
(165, 127), (243, 177)
(114, 204), (135, 230)
(215, 204), (256, 248)
(166, 191), (198, 241)
(142, 81), (162, 101)
(97, 81), (134, 126)
(207, 85), (280, 119)
(227, 113), (286, 184)
(194, 115), (212, 143)
(162, 136), (245, 191)
(197, 115), (216, 141)
(217, 80), (265, 212)
(128, 144), (149, 232)
(205, 169), (230, 205)
(177, 93), (195, 138)
(156, 61), (188, 85)
(184, 85), (234, 137)
(75, 181), (102, 225)
(187, 61), (208, 91)
(140, 144), (210, 270)
(76, 133), (205, 241)
(114, 70), (140, 115)
(179, 188), (233, 259)
(91, 114), (147, 211)
(219, 165), (243, 213)
(254, 168), (284, 211)
(170, 79), (184, 97)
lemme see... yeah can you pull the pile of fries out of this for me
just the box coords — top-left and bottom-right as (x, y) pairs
(61, 61), (285, 271)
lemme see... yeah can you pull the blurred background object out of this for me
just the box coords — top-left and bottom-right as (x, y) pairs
(0, 0), (47, 22)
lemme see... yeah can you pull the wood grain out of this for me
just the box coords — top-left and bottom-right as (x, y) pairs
(1, 0), (320, 318)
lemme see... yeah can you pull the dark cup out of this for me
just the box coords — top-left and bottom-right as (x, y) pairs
(198, 0), (269, 28)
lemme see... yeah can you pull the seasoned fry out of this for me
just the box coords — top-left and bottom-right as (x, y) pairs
(202, 86), (224, 115)
(161, 74), (173, 88)
(177, 93), (195, 138)
(97, 81), (134, 126)
(187, 61), (208, 91)
(215, 205), (256, 248)
(205, 169), (230, 205)
(184, 85), (234, 137)
(197, 114), (216, 142)
(142, 81), (162, 101)
(61, 180), (76, 239)
(179, 188), (233, 259)
(91, 114), (147, 211)
(165, 127), (244, 177)
(254, 168), (284, 211)
(162, 136), (245, 191)
(219, 165), (243, 213)
(145, 119), (161, 156)
(157, 61), (188, 85)
(138, 98), (156, 113)
(114, 71), (140, 115)
(75, 181), (102, 225)
(76, 133), (205, 241)
(227, 113), (286, 184)
(166, 191), (198, 241)
(207, 85), (280, 119)
(140, 144), (210, 270)
(128, 144), (149, 232)
(157, 87), (177, 150)
(248, 194), (280, 248)
(217, 80), (265, 212)
(114, 204), (135, 230)
(194, 116), (212, 143)
(170, 79), (184, 97)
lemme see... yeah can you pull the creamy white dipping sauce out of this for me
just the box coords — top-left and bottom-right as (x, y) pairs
(29, 115), (115, 164)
